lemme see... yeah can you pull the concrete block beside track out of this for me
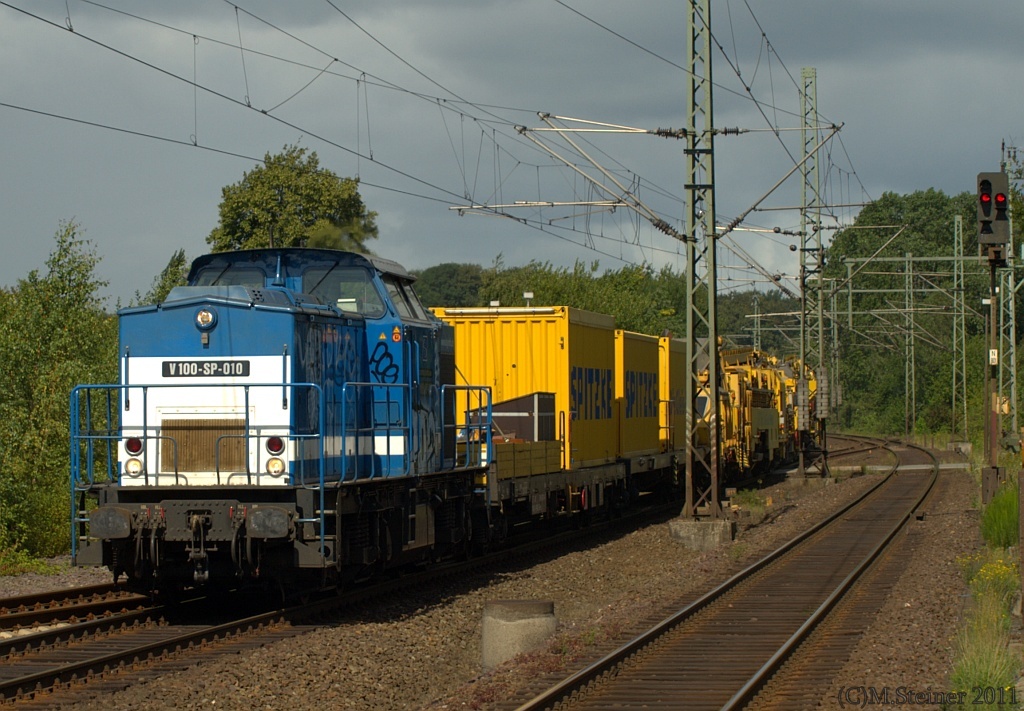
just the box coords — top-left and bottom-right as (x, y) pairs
(668, 519), (735, 550)
(481, 599), (557, 671)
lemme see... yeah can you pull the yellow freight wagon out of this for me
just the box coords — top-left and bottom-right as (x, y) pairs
(615, 330), (661, 458)
(658, 336), (686, 453)
(432, 306), (618, 469)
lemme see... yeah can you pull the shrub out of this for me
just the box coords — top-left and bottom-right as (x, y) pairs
(0, 537), (52, 576)
(981, 481), (1019, 549)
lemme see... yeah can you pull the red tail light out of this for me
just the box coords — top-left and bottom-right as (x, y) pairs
(266, 436), (285, 455)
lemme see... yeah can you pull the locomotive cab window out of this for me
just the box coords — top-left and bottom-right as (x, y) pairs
(193, 265), (265, 287)
(382, 276), (429, 321)
(305, 266), (386, 318)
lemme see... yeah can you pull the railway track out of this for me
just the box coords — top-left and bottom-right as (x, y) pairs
(0, 584), (149, 633)
(826, 434), (894, 460)
(0, 497), (679, 707)
(508, 439), (938, 710)
(0, 590), (310, 707)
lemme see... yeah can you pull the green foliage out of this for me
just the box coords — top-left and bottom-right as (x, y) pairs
(412, 263), (484, 307)
(981, 482), (1020, 549)
(823, 188), (995, 436)
(0, 222), (118, 557)
(134, 248), (189, 305)
(480, 259), (688, 336)
(207, 144), (378, 253)
(947, 550), (1021, 710)
(718, 289), (798, 352)
(969, 554), (1020, 605)
(0, 538), (53, 576)
(730, 488), (768, 524)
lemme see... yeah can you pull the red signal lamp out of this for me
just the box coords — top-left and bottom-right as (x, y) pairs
(266, 436), (285, 455)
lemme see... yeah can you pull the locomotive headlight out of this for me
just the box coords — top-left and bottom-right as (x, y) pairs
(266, 457), (286, 475)
(194, 307), (218, 331)
(125, 458), (143, 475)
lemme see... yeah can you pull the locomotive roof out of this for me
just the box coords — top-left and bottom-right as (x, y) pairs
(186, 248), (415, 283)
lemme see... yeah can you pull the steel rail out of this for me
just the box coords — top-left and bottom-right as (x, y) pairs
(0, 583), (121, 611)
(0, 607), (163, 660)
(512, 437), (902, 711)
(0, 605), (291, 703)
(0, 591), (150, 630)
(721, 444), (938, 710)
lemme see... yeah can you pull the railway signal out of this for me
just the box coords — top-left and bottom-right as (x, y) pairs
(977, 171), (1010, 245)
(977, 170), (1010, 500)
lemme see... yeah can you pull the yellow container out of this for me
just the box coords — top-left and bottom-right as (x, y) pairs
(615, 330), (661, 458)
(658, 336), (687, 452)
(432, 306), (618, 469)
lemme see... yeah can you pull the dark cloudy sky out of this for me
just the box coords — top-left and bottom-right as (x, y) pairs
(1, 1), (1020, 304)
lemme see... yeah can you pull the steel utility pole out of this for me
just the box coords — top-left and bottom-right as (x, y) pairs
(682, 0), (723, 519)
(998, 246), (1018, 449)
(952, 216), (968, 441)
(797, 67), (827, 475)
(997, 147), (1019, 451)
(904, 253), (916, 437)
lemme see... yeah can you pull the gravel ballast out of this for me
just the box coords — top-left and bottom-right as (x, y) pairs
(2, 462), (985, 710)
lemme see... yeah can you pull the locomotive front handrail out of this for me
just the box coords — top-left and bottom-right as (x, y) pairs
(70, 380), (328, 561)
(71, 381), (327, 486)
(71, 381), (493, 564)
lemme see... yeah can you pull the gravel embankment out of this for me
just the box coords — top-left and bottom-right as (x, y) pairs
(3, 456), (983, 710)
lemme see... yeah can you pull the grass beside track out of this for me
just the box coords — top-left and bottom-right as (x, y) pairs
(946, 480), (1021, 710)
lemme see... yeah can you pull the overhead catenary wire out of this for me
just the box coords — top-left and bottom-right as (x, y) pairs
(2, 0), (869, 287)
(548, 0), (867, 273)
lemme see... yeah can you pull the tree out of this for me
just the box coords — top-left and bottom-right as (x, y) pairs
(134, 249), (189, 305)
(718, 289), (799, 354)
(412, 263), (484, 307)
(479, 259), (688, 336)
(0, 222), (118, 565)
(823, 188), (990, 437)
(207, 145), (378, 253)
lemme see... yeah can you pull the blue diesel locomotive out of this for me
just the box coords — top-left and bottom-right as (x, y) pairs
(71, 248), (492, 594)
